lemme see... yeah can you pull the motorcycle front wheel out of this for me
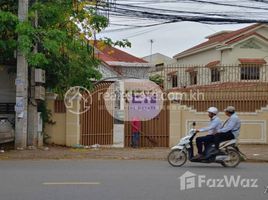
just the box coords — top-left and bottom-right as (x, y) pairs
(167, 149), (187, 167)
(221, 149), (241, 168)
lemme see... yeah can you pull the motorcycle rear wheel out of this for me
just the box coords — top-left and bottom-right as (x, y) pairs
(168, 149), (187, 167)
(221, 149), (241, 168)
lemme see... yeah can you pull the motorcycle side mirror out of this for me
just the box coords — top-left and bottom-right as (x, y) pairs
(192, 122), (196, 127)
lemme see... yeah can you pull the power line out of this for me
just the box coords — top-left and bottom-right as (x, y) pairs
(103, 21), (172, 33)
(95, 0), (268, 28)
(114, 3), (231, 17)
(99, 6), (268, 24)
(186, 0), (268, 11)
(126, 27), (162, 38)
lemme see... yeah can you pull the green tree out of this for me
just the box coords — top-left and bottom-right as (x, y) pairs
(0, 0), (18, 65)
(0, 0), (130, 95)
(149, 74), (164, 87)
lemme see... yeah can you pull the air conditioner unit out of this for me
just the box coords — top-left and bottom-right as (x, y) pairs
(35, 86), (45, 100)
(35, 69), (45, 83)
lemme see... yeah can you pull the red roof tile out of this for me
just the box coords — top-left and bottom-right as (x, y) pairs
(226, 32), (268, 45)
(94, 41), (147, 64)
(174, 23), (263, 58)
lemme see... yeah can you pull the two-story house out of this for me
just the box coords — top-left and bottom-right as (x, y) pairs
(167, 23), (268, 89)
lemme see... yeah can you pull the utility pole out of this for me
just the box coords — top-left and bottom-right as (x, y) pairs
(15, 0), (29, 149)
(27, 1), (38, 147)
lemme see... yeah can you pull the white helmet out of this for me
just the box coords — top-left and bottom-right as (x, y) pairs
(207, 107), (218, 115)
(224, 106), (235, 113)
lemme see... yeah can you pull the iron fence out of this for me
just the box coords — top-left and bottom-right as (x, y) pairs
(156, 64), (268, 112)
(161, 64), (268, 89)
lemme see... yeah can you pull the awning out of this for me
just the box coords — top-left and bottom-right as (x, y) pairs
(185, 67), (197, 73)
(238, 58), (267, 65)
(206, 60), (220, 68)
(167, 71), (177, 75)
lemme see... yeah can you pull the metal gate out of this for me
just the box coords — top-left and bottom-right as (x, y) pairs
(80, 82), (114, 146)
(124, 100), (170, 147)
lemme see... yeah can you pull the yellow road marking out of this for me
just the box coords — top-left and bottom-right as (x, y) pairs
(43, 182), (101, 185)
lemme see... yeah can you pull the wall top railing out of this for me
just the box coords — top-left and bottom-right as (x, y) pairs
(158, 64), (268, 90)
(152, 64), (268, 112)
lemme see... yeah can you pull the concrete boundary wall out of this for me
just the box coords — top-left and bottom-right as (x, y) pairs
(169, 104), (268, 147)
(45, 95), (268, 147)
(45, 94), (66, 145)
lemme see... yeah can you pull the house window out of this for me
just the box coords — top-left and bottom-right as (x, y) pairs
(211, 68), (220, 82)
(172, 75), (178, 87)
(240, 65), (260, 80)
(155, 63), (164, 71)
(189, 72), (197, 85)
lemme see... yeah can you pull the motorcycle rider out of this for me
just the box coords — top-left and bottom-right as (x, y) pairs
(193, 107), (222, 159)
(213, 106), (241, 152)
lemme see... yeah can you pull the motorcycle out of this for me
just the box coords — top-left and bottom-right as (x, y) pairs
(167, 122), (246, 168)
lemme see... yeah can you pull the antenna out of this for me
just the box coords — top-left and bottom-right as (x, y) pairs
(149, 39), (154, 63)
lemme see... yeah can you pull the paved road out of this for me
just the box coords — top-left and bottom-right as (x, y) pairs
(0, 160), (267, 200)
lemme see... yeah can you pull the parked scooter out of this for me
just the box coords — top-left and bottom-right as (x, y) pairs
(167, 122), (246, 168)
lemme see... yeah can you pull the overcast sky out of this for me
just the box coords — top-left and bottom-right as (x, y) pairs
(97, 0), (267, 58)
(99, 22), (251, 58)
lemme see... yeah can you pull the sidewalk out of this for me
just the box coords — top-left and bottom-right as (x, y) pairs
(0, 144), (268, 162)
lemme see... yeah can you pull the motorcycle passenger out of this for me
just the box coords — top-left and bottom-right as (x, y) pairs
(213, 106), (241, 152)
(193, 107), (222, 159)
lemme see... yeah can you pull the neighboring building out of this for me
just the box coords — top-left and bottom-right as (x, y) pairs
(143, 53), (176, 75)
(167, 23), (268, 89)
(0, 66), (16, 103)
(0, 65), (16, 120)
(174, 23), (268, 65)
(94, 42), (151, 79)
(142, 53), (176, 70)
